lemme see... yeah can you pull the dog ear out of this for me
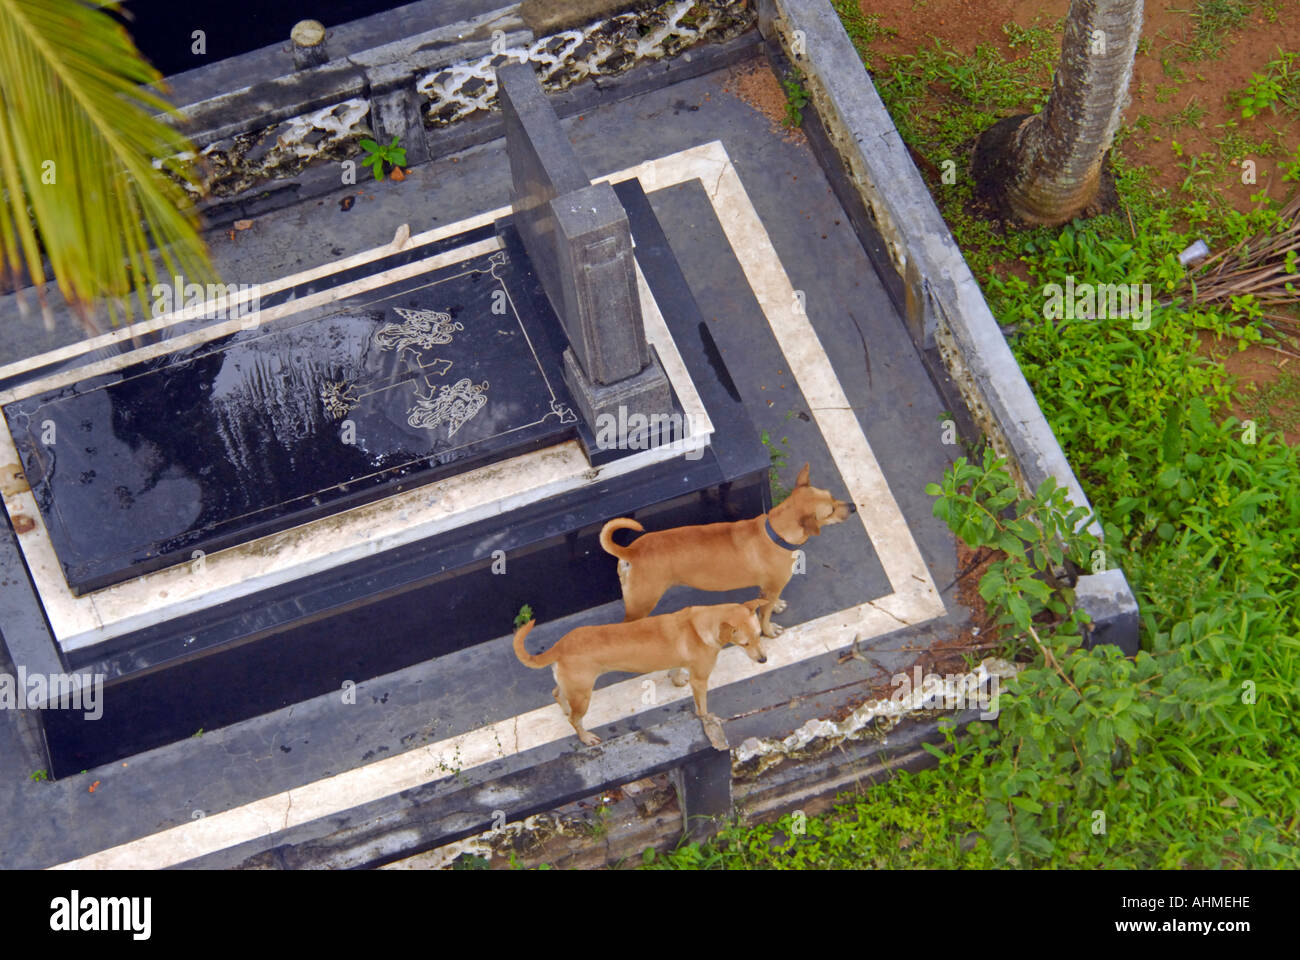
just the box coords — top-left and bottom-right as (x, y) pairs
(689, 610), (722, 648)
(800, 509), (822, 537)
(742, 598), (767, 613)
(795, 462), (811, 487)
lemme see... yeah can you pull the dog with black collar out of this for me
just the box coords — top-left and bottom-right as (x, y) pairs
(598, 463), (857, 637)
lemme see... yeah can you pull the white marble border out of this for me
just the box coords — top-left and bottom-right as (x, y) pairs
(49, 141), (945, 869)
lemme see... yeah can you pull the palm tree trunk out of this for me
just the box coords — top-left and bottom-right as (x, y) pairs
(972, 0), (1144, 226)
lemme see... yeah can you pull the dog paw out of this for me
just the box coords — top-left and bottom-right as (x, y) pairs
(762, 622), (785, 638)
(770, 599), (788, 614)
(699, 714), (729, 751)
(578, 732), (601, 747)
(670, 668), (689, 687)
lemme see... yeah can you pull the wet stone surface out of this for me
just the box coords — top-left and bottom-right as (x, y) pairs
(3, 242), (582, 595)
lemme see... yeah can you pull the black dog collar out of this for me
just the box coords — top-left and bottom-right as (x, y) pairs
(764, 517), (803, 552)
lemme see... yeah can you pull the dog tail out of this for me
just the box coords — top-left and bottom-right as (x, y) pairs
(599, 518), (643, 561)
(513, 619), (560, 669)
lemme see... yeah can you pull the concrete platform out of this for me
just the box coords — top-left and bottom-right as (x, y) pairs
(0, 55), (976, 869)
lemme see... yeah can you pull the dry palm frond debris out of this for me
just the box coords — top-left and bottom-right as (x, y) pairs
(1174, 192), (1300, 355)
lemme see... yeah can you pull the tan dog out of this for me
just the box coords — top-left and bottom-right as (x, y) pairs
(512, 600), (767, 750)
(599, 463), (856, 636)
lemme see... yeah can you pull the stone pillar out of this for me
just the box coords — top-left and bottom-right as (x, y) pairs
(291, 20), (329, 71)
(496, 62), (671, 435)
(1076, 568), (1140, 656)
(673, 750), (734, 842)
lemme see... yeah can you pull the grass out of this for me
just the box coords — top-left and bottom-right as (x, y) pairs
(645, 2), (1300, 871)
(644, 723), (991, 868)
(1179, 1), (1255, 62)
(1166, 97), (1208, 131)
(1241, 370), (1300, 433)
(830, 0), (897, 65)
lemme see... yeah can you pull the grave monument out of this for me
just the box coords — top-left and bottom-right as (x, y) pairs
(0, 63), (767, 777)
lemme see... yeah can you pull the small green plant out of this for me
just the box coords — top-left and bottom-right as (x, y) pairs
(1279, 142), (1300, 182)
(1235, 50), (1300, 119)
(359, 135), (407, 180)
(29, 769), (48, 782)
(514, 603), (534, 629)
(584, 804), (611, 840)
(1238, 72), (1285, 119)
(928, 450), (1097, 656)
(192, 728), (204, 738)
(451, 852), (491, 870)
(760, 430), (791, 505)
(781, 70), (810, 129)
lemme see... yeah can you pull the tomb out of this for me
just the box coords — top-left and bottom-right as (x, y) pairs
(0, 66), (768, 777)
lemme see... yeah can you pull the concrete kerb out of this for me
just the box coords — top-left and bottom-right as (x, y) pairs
(144, 2), (761, 230)
(165, 6), (526, 151)
(758, 0), (1139, 652)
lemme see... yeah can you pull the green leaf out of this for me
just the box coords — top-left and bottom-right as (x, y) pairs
(1160, 401), (1184, 463)
(0, 0), (213, 328)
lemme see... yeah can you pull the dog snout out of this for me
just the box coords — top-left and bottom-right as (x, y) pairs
(758, 654), (768, 664)
(847, 500), (857, 514)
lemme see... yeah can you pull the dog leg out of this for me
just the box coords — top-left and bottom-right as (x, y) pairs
(565, 689), (600, 746)
(622, 589), (663, 622)
(669, 668), (689, 687)
(689, 671), (729, 750)
(758, 591), (785, 637)
(758, 573), (794, 637)
(620, 568), (663, 620)
(553, 667), (600, 746)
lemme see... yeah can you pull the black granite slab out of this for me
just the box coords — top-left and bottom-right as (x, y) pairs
(4, 237), (588, 595)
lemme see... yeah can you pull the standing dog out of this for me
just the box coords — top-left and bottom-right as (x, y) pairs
(599, 462), (856, 636)
(512, 600), (767, 750)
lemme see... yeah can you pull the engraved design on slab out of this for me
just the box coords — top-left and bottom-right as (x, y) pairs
(548, 400), (577, 424)
(408, 377), (489, 435)
(375, 308), (465, 353)
(320, 379), (360, 420)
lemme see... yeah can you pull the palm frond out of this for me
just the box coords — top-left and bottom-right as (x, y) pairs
(0, 0), (212, 332)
